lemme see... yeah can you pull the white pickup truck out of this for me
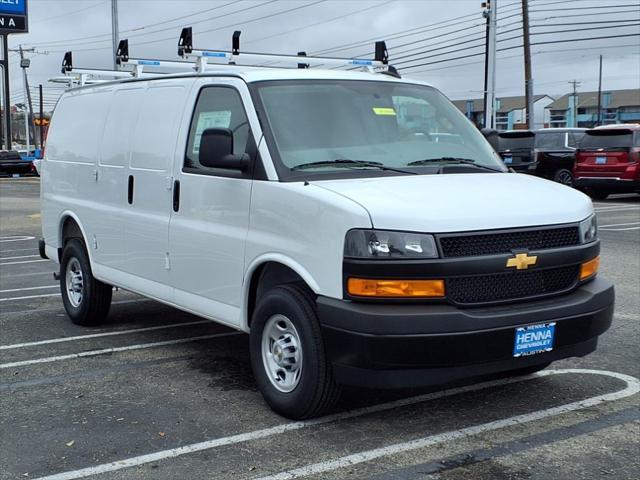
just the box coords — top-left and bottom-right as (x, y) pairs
(40, 66), (613, 419)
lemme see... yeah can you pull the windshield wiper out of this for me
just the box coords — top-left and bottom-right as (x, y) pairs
(407, 157), (503, 173)
(291, 159), (417, 175)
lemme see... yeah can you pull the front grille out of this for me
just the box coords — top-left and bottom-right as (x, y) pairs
(447, 265), (580, 305)
(439, 226), (579, 258)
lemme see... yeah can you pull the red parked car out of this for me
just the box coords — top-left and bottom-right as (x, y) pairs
(574, 124), (640, 200)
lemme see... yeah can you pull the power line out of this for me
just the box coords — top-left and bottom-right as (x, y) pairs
(44, 0), (328, 54)
(310, 2), (525, 56)
(394, 21), (638, 69)
(408, 43), (639, 75)
(29, 1), (269, 48)
(530, 3), (640, 12)
(531, 8), (640, 21)
(31, 1), (108, 25)
(243, 0), (393, 45)
(401, 33), (640, 71)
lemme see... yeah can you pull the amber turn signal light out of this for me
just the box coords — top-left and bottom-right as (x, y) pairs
(580, 256), (600, 281)
(347, 278), (445, 298)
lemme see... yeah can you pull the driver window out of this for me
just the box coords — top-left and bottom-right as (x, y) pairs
(185, 87), (249, 170)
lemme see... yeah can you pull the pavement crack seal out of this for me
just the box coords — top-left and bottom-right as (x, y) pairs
(30, 369), (639, 480)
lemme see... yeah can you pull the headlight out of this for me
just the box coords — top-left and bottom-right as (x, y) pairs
(344, 229), (438, 259)
(579, 215), (597, 244)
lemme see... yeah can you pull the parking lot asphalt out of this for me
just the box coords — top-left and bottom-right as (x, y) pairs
(1, 177), (638, 480)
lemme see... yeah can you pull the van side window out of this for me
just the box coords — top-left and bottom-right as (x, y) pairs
(185, 87), (249, 170)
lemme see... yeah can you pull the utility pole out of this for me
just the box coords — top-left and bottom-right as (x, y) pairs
(1, 35), (11, 150)
(568, 80), (581, 128)
(111, 0), (119, 70)
(482, 1), (491, 128)
(596, 55), (603, 126)
(39, 84), (43, 149)
(522, 0), (534, 129)
(483, 0), (498, 129)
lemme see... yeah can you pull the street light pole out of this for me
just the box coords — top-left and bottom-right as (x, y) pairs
(484, 0), (498, 129)
(111, 0), (119, 70)
(522, 0), (534, 129)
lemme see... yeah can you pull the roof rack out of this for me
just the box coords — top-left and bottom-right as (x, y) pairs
(53, 27), (397, 86)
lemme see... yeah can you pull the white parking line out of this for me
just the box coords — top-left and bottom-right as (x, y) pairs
(1, 247), (38, 254)
(0, 254), (41, 261)
(29, 369), (639, 480)
(0, 298), (150, 315)
(598, 222), (640, 228)
(600, 227), (640, 231)
(594, 206), (640, 212)
(0, 320), (211, 350)
(0, 285), (57, 294)
(0, 259), (48, 266)
(255, 369), (640, 480)
(0, 235), (36, 243)
(0, 293), (60, 302)
(0, 332), (241, 369)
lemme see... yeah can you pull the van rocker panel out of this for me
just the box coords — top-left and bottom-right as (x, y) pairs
(316, 277), (614, 388)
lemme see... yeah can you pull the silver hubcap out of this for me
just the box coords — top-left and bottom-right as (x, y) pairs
(261, 315), (303, 393)
(65, 257), (84, 308)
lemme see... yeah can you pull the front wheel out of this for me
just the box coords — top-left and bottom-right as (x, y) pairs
(60, 239), (112, 326)
(250, 284), (340, 419)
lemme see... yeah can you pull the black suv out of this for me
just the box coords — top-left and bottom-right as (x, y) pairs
(491, 130), (536, 173)
(531, 128), (586, 186)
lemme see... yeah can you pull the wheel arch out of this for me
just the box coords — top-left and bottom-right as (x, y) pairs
(242, 255), (320, 332)
(58, 212), (91, 262)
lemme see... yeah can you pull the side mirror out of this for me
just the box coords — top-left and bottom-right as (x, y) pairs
(199, 128), (249, 171)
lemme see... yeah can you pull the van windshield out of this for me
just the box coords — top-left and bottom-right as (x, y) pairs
(252, 80), (505, 179)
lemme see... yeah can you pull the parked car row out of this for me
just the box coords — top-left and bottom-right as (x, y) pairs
(482, 124), (640, 199)
(0, 149), (42, 177)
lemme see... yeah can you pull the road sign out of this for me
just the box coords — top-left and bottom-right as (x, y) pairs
(0, 0), (28, 34)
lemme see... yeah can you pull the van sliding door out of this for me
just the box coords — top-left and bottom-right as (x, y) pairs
(122, 83), (190, 300)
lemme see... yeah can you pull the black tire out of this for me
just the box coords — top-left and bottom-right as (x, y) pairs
(508, 362), (551, 377)
(249, 284), (340, 419)
(587, 189), (609, 200)
(60, 238), (112, 326)
(553, 168), (574, 186)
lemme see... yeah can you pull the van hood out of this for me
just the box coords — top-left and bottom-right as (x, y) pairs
(314, 173), (593, 232)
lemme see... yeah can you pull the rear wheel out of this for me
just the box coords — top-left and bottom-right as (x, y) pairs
(553, 168), (574, 186)
(250, 284), (340, 419)
(60, 239), (112, 326)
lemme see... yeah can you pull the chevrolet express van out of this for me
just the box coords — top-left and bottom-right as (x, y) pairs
(41, 69), (614, 419)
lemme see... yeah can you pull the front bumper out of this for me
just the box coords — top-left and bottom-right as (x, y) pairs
(318, 277), (614, 388)
(574, 177), (639, 193)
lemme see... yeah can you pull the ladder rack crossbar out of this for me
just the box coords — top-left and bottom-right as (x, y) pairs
(184, 48), (387, 71)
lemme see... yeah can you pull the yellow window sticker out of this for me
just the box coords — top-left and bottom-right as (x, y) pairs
(372, 107), (396, 116)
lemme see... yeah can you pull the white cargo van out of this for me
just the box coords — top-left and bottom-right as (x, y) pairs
(41, 66), (613, 419)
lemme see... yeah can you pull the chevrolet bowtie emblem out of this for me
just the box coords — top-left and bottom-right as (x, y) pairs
(506, 253), (538, 270)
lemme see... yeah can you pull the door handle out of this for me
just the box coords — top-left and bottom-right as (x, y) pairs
(127, 175), (134, 205)
(173, 180), (180, 212)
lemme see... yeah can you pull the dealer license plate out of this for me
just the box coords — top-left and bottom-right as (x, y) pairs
(513, 322), (555, 357)
(503, 155), (513, 164)
(595, 156), (607, 164)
